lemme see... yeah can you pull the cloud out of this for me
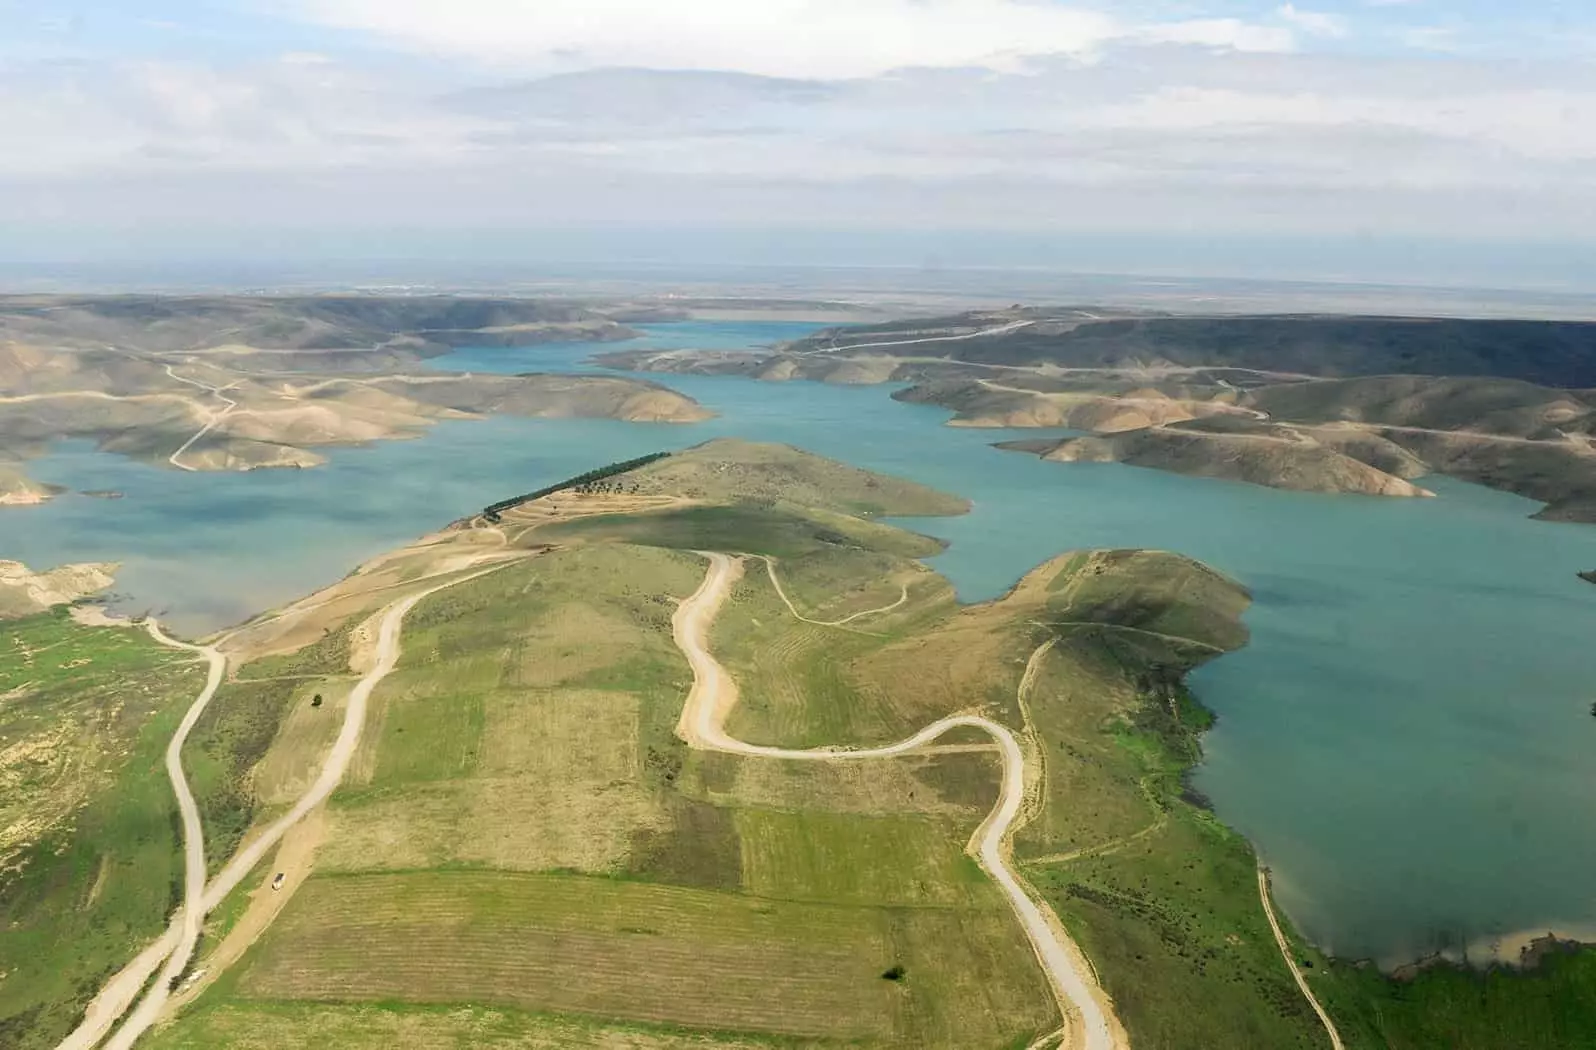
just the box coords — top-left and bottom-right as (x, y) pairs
(0, 59), (487, 176)
(3, 33), (1595, 245)
(1277, 5), (1348, 39)
(278, 0), (1298, 78)
(1397, 26), (1462, 52)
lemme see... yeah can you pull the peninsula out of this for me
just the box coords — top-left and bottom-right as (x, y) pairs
(604, 308), (1596, 519)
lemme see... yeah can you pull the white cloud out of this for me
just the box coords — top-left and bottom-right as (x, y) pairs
(1277, 4), (1348, 39)
(279, 0), (1298, 78)
(1140, 19), (1297, 52)
(4, 33), (1595, 243)
(1397, 26), (1461, 52)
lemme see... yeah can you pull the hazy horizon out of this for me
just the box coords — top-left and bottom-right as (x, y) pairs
(5, 1), (1594, 294)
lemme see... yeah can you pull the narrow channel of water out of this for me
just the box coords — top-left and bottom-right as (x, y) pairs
(4, 321), (1596, 965)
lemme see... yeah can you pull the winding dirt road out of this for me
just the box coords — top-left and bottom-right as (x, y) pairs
(62, 564), (511, 1050)
(163, 365), (238, 472)
(760, 556), (909, 630)
(56, 627), (227, 1050)
(672, 552), (1127, 1050)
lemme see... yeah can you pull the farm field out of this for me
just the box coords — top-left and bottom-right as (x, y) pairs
(158, 536), (1058, 1047)
(123, 442), (1399, 1049)
(145, 447), (1074, 1048)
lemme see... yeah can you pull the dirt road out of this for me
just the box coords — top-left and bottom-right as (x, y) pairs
(56, 626), (226, 1050)
(672, 552), (1127, 1050)
(760, 556), (909, 629)
(65, 564), (509, 1050)
(1258, 868), (1345, 1050)
(805, 319), (1034, 354)
(163, 365), (238, 472)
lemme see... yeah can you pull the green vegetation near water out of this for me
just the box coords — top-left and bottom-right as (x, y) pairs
(22, 443), (1596, 1050)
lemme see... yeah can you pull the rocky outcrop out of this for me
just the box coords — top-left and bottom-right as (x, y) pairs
(0, 560), (118, 618)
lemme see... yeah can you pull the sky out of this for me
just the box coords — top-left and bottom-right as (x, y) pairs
(2, 1), (1594, 287)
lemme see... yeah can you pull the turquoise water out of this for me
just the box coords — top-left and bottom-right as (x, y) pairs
(5, 321), (1596, 965)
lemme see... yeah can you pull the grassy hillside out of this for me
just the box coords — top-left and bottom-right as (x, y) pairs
(0, 612), (203, 1049)
(69, 440), (1596, 1049)
(624, 438), (972, 518)
(158, 450), (1343, 1049)
(159, 540), (1057, 1049)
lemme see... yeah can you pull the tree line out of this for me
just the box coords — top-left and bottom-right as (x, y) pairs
(482, 451), (672, 522)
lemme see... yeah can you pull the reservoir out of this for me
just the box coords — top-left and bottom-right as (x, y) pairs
(5, 320), (1596, 966)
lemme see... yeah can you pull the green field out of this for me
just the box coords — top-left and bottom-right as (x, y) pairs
(92, 444), (1596, 1049)
(542, 502), (945, 560)
(625, 438), (972, 519)
(156, 519), (1056, 1048)
(0, 610), (203, 1049)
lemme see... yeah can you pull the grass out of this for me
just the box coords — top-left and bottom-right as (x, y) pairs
(239, 618), (358, 679)
(219, 867), (1053, 1048)
(680, 748), (998, 818)
(308, 546), (698, 876)
(763, 546), (942, 625)
(143, 1000), (864, 1049)
(185, 679), (302, 872)
(157, 520), (1060, 1049)
(34, 441), (1596, 1048)
(1320, 949), (1596, 1049)
(709, 561), (954, 749)
(626, 439), (971, 519)
(0, 610), (203, 1049)
(541, 503), (944, 560)
(968, 553), (1338, 1049)
(736, 809), (988, 908)
(233, 871), (901, 1041)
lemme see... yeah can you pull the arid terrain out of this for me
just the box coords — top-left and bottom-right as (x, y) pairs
(0, 296), (709, 500)
(605, 308), (1596, 518)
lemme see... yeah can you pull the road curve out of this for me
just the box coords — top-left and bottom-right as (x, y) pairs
(1258, 868), (1345, 1050)
(57, 626), (227, 1050)
(672, 552), (1125, 1050)
(760, 556), (909, 629)
(69, 565), (509, 1050)
(198, 567), (505, 915)
(163, 365), (238, 472)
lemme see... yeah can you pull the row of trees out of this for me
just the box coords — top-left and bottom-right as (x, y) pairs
(482, 451), (672, 522)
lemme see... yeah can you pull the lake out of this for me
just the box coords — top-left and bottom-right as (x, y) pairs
(5, 320), (1596, 966)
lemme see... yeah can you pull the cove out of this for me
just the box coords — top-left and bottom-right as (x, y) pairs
(3, 320), (1596, 967)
